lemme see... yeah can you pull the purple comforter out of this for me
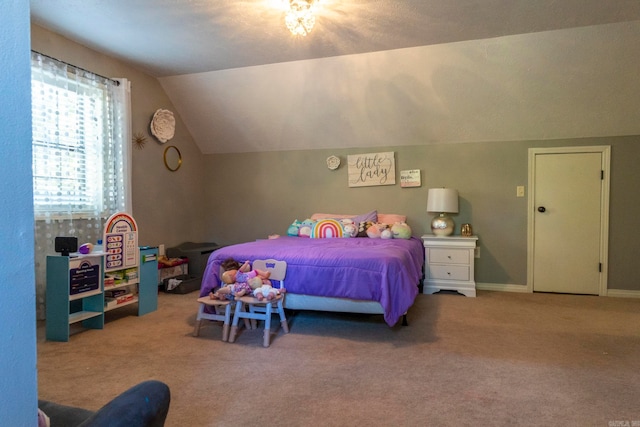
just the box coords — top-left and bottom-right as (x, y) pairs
(199, 236), (424, 326)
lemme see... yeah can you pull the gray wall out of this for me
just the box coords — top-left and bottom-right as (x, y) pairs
(205, 137), (640, 291)
(31, 24), (640, 292)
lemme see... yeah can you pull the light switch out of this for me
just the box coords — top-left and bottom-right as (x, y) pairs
(516, 186), (525, 197)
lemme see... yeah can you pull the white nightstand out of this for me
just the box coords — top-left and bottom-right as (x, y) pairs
(421, 234), (478, 297)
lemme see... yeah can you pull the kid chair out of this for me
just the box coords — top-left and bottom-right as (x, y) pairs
(194, 266), (250, 341)
(228, 259), (289, 347)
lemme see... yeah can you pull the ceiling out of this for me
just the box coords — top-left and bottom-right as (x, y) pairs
(30, 0), (640, 78)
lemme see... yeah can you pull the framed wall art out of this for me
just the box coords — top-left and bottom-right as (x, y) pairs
(347, 151), (395, 188)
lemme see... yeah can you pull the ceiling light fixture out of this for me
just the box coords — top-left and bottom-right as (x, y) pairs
(285, 0), (319, 36)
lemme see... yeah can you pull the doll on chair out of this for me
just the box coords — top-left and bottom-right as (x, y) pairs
(209, 258), (271, 300)
(252, 284), (286, 301)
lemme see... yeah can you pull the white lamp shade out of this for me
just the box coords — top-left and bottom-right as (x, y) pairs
(427, 188), (459, 213)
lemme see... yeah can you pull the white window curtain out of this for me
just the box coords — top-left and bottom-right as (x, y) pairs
(31, 52), (131, 320)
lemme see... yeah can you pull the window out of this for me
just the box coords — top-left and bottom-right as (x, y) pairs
(31, 51), (131, 320)
(30, 52), (130, 220)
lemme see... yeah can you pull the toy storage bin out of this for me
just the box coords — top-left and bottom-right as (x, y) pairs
(163, 274), (201, 294)
(166, 242), (222, 278)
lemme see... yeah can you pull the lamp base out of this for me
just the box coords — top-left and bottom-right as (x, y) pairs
(431, 213), (455, 236)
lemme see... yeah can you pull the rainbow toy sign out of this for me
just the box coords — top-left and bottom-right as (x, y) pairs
(103, 212), (139, 271)
(311, 219), (344, 239)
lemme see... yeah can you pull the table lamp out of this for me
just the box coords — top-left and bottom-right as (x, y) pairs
(427, 188), (459, 236)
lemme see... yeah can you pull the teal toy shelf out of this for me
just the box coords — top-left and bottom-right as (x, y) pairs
(45, 247), (158, 342)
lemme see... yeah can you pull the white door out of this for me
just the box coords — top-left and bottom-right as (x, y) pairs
(528, 146), (610, 295)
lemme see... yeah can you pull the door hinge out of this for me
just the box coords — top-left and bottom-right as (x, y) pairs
(601, 170), (604, 180)
(599, 263), (602, 272)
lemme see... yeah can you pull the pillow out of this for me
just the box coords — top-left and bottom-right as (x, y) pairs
(311, 212), (400, 224)
(311, 211), (378, 234)
(310, 213), (354, 220)
(378, 213), (406, 224)
(351, 210), (378, 225)
(311, 219), (344, 238)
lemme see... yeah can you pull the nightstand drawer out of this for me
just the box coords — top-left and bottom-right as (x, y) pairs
(427, 265), (470, 281)
(429, 248), (469, 264)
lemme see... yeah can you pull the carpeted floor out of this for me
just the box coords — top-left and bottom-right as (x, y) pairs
(37, 290), (640, 426)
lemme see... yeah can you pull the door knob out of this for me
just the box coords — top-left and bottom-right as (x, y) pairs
(537, 206), (546, 213)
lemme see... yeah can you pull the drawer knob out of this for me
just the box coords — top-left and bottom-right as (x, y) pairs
(447, 255), (452, 259)
(447, 272), (451, 275)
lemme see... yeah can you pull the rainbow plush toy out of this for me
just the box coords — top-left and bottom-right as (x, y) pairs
(311, 219), (344, 238)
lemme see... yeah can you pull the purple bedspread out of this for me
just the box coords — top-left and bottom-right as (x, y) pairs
(199, 236), (424, 326)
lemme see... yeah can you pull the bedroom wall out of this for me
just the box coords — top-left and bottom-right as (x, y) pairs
(30, 23), (640, 293)
(203, 136), (640, 292)
(30, 24), (209, 249)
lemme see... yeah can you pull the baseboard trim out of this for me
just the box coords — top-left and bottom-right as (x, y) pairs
(477, 282), (640, 298)
(606, 289), (640, 298)
(476, 283), (529, 293)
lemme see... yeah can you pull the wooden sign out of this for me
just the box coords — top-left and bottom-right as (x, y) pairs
(400, 169), (421, 188)
(347, 152), (395, 187)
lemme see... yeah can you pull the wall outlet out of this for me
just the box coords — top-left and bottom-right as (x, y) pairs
(516, 186), (525, 197)
(474, 247), (480, 258)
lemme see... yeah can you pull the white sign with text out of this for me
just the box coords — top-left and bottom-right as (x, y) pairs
(347, 152), (395, 187)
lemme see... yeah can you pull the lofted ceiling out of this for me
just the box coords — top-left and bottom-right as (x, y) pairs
(30, 1), (640, 154)
(30, 0), (640, 77)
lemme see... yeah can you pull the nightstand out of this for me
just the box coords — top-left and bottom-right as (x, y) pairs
(421, 234), (478, 297)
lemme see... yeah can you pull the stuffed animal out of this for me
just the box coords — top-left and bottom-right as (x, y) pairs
(357, 220), (375, 237)
(380, 227), (393, 239)
(252, 284), (286, 301)
(391, 222), (412, 239)
(298, 219), (315, 238)
(341, 219), (357, 238)
(287, 220), (301, 236)
(366, 223), (386, 238)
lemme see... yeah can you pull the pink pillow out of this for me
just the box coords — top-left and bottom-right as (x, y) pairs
(378, 213), (406, 224)
(310, 213), (354, 220)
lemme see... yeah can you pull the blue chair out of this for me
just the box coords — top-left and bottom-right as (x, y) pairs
(228, 259), (289, 347)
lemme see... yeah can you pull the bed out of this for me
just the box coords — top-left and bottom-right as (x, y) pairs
(199, 213), (424, 326)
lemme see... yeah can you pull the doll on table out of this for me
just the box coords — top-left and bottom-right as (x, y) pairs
(209, 258), (271, 300)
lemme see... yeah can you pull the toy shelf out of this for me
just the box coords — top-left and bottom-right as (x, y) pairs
(45, 247), (158, 342)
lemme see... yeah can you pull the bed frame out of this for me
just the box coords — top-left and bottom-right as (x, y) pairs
(283, 293), (410, 326)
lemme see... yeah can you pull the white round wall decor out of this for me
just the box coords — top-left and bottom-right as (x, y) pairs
(326, 155), (340, 170)
(150, 109), (175, 143)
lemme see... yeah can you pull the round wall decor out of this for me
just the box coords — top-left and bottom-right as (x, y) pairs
(163, 146), (182, 171)
(326, 155), (340, 170)
(150, 109), (175, 143)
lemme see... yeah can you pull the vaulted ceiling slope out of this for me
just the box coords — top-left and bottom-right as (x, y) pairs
(30, 0), (640, 77)
(30, 1), (640, 154)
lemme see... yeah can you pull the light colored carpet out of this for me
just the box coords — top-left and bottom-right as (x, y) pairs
(37, 290), (640, 426)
